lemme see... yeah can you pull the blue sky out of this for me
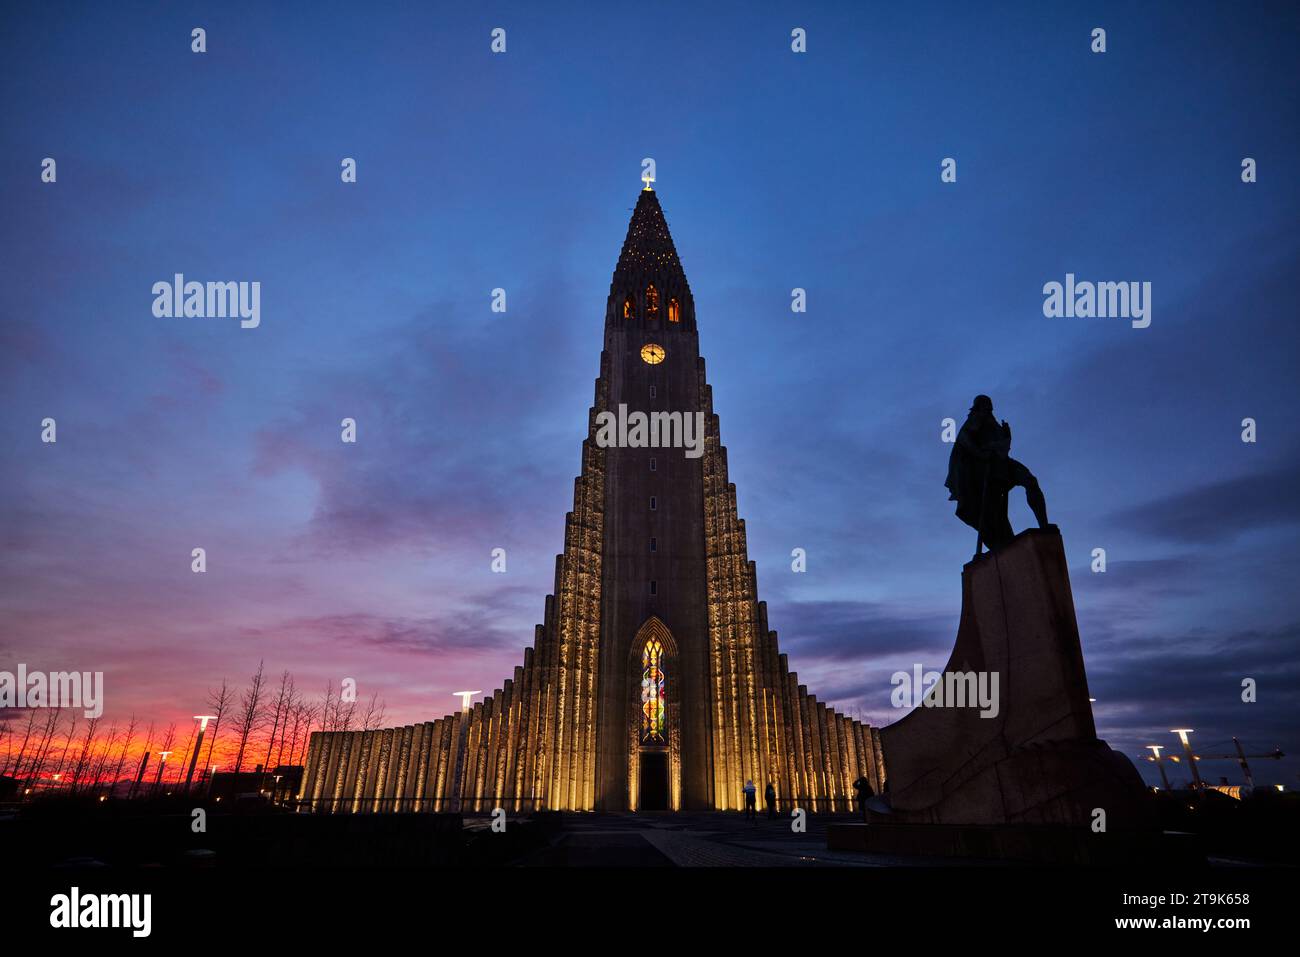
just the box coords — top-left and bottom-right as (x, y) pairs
(2, 1), (1298, 787)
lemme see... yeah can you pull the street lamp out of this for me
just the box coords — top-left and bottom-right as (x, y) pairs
(184, 715), (218, 792)
(453, 691), (481, 713)
(153, 751), (173, 795)
(1145, 745), (1171, 790)
(1170, 729), (1203, 788)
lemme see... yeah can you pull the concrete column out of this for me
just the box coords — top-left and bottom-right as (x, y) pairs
(476, 697), (495, 811)
(824, 708), (843, 810)
(785, 672), (806, 807)
(871, 727), (885, 794)
(320, 734), (343, 813)
(351, 731), (374, 813)
(337, 730), (361, 813)
(375, 727), (396, 812)
(504, 668), (524, 810)
(799, 689), (819, 811)
(816, 704), (834, 812)
(395, 725), (414, 811)
(800, 696), (821, 806)
(462, 702), (482, 811)
(522, 639), (544, 810)
(839, 716), (854, 800)
(409, 723), (427, 811)
(496, 680), (514, 810)
(300, 734), (323, 809)
(362, 729), (384, 811)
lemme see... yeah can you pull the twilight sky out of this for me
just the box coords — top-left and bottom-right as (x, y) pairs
(2, 1), (1298, 787)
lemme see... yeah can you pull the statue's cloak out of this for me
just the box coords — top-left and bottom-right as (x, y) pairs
(945, 414), (1011, 530)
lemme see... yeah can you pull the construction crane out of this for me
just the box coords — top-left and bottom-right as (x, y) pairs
(1192, 737), (1284, 789)
(1147, 732), (1284, 790)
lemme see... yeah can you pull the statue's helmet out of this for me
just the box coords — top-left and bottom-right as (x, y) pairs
(970, 394), (993, 414)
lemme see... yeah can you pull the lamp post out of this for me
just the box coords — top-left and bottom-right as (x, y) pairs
(184, 716), (218, 792)
(152, 751), (173, 795)
(1171, 729), (1203, 789)
(131, 752), (150, 799)
(1145, 745), (1171, 790)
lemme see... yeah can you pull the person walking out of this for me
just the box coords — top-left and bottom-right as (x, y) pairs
(853, 775), (874, 823)
(743, 779), (757, 821)
(764, 782), (777, 819)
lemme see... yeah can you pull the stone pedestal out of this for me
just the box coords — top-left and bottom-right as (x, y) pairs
(880, 527), (1152, 830)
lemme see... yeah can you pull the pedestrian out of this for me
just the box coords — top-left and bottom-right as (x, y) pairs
(852, 775), (874, 823)
(743, 779), (757, 821)
(765, 782), (777, 819)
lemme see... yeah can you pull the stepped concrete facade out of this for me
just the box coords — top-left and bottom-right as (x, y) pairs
(299, 188), (884, 813)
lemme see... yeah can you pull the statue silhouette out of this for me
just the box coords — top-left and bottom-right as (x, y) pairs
(945, 395), (1050, 553)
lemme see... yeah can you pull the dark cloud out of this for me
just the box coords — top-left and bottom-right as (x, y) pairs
(773, 598), (953, 664)
(255, 607), (530, 659)
(1105, 449), (1300, 545)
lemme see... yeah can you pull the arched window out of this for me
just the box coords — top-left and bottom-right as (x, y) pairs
(641, 638), (666, 743)
(646, 284), (660, 318)
(668, 298), (681, 323)
(623, 296), (635, 320)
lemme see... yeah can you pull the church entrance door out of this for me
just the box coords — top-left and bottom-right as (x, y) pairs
(639, 752), (669, 811)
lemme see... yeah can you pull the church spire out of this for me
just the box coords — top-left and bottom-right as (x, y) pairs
(608, 189), (693, 329)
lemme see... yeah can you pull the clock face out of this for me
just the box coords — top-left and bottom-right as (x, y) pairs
(640, 343), (665, 365)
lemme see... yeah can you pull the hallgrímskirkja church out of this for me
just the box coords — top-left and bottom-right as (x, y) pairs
(300, 188), (883, 813)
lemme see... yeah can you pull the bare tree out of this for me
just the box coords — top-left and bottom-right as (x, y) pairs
(0, 715), (13, 777)
(361, 692), (387, 732)
(49, 711), (80, 787)
(25, 709), (62, 786)
(91, 722), (126, 796)
(319, 681), (336, 733)
(202, 679), (234, 781)
(7, 709), (40, 782)
(230, 661), (267, 774)
(109, 715), (139, 794)
(174, 720), (197, 789)
(274, 680), (304, 769)
(68, 715), (100, 791)
(261, 670), (293, 771)
(289, 699), (319, 766)
(155, 722), (178, 790)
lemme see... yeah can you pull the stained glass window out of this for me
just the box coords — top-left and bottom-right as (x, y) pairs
(641, 638), (666, 743)
(623, 296), (635, 319)
(668, 297), (681, 323)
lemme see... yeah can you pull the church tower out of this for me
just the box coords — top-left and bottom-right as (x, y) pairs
(299, 188), (886, 814)
(595, 185), (711, 811)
